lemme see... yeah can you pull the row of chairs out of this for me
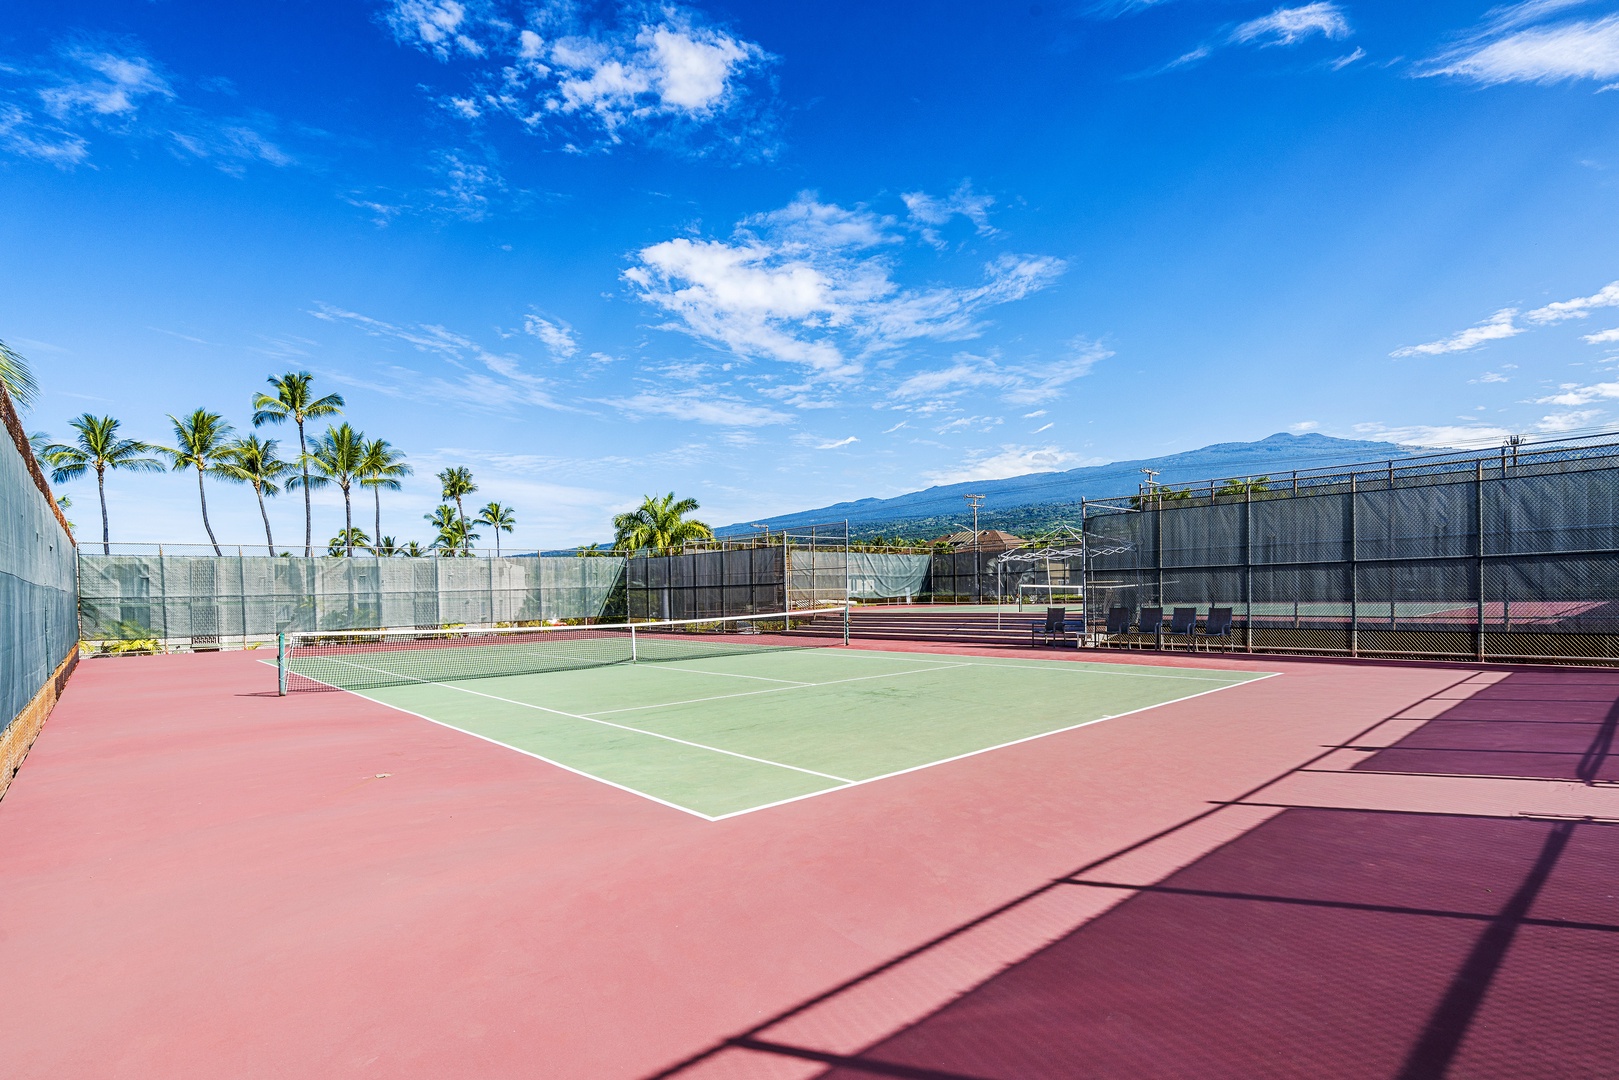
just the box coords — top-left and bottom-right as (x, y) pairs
(1099, 606), (1234, 651)
(1030, 605), (1237, 651)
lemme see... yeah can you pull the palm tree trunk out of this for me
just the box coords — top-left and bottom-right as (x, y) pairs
(454, 497), (468, 556)
(256, 484), (276, 557)
(373, 486), (381, 555)
(97, 465), (110, 555)
(344, 484), (353, 556)
(298, 418), (311, 557)
(494, 530), (500, 558)
(197, 467), (222, 556)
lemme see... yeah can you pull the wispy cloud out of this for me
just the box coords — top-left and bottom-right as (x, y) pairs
(1423, 3), (1619, 85)
(384, 0), (776, 155)
(522, 314), (578, 358)
(1232, 3), (1352, 47)
(603, 389), (790, 426)
(623, 192), (1066, 379)
(309, 302), (573, 411)
(923, 444), (1091, 485)
(892, 338), (1110, 405)
(0, 42), (293, 172)
(903, 182), (996, 248)
(1535, 379), (1619, 406)
(1392, 308), (1523, 356)
(1526, 280), (1619, 322)
(815, 435), (859, 449)
(1164, 3), (1353, 71)
(1583, 327), (1619, 343)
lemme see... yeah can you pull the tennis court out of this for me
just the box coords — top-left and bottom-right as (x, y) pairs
(277, 624), (1269, 819)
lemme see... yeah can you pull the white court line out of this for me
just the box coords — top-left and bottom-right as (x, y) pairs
(587, 663), (974, 717)
(317, 655), (854, 785)
(826, 647), (1265, 683)
(648, 665), (812, 686)
(266, 652), (1281, 822)
(260, 661), (722, 821)
(706, 670), (1284, 821)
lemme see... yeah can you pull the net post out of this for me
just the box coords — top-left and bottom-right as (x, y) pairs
(843, 603), (850, 646)
(630, 623), (638, 662)
(276, 632), (288, 696)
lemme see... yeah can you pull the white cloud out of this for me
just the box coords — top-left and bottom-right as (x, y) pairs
(1473, 370), (1512, 383)
(0, 104), (87, 166)
(924, 445), (1089, 485)
(816, 435), (859, 449)
(1023, 409), (1047, 418)
(1031, 422), (1054, 433)
(0, 46), (294, 173)
(1160, 2), (1353, 72)
(1584, 327), (1619, 343)
(430, 150), (504, 219)
(903, 182), (996, 248)
(386, 0), (488, 60)
(604, 390), (790, 426)
(310, 302), (571, 411)
(623, 193), (1066, 378)
(1233, 4), (1352, 47)
(522, 314), (578, 358)
(1391, 308), (1522, 356)
(1536, 380), (1619, 406)
(892, 339), (1109, 405)
(1526, 280), (1619, 322)
(386, 1), (773, 154)
(37, 50), (173, 118)
(1351, 422), (1515, 447)
(1536, 408), (1604, 431)
(1290, 420), (1320, 432)
(1426, 10), (1619, 85)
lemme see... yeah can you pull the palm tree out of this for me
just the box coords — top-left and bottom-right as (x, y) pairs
(359, 438), (412, 547)
(437, 466), (477, 539)
(252, 372), (344, 556)
(328, 526), (372, 555)
(308, 423), (367, 556)
(374, 535), (400, 557)
(45, 415), (163, 554)
(425, 504), (478, 555)
(401, 540), (428, 558)
(476, 501), (516, 556)
(217, 435), (292, 555)
(160, 409), (235, 556)
(0, 338), (38, 410)
(612, 493), (713, 554)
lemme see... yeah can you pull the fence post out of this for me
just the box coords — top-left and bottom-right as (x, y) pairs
(1244, 484), (1253, 652)
(1476, 458), (1486, 663)
(1349, 474), (1358, 658)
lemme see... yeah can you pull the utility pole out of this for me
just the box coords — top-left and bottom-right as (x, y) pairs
(1141, 468), (1160, 497)
(965, 493), (986, 602)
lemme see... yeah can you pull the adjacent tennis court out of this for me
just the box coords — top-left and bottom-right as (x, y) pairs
(277, 628), (1271, 818)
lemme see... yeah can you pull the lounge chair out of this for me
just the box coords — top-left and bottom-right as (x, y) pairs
(1168, 606), (1199, 649)
(1136, 606), (1164, 649)
(1097, 606), (1132, 648)
(1031, 606), (1080, 647)
(1203, 607), (1234, 651)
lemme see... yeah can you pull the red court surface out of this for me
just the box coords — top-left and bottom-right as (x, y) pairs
(2, 644), (1616, 1079)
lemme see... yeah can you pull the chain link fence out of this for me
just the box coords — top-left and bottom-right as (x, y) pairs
(77, 554), (626, 648)
(2, 383), (78, 794)
(1079, 438), (1619, 662)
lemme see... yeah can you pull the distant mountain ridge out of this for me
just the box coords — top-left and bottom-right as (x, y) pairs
(718, 432), (1429, 537)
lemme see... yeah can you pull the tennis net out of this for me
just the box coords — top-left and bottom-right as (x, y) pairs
(276, 608), (848, 693)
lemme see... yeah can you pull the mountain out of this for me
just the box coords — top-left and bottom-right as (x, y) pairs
(718, 433), (1429, 538)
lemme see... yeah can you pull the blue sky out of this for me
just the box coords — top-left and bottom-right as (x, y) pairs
(5, 0), (1619, 549)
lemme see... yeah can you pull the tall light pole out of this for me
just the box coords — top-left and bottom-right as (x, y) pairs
(965, 493), (986, 602)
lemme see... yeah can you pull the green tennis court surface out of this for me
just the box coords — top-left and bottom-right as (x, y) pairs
(319, 646), (1273, 819)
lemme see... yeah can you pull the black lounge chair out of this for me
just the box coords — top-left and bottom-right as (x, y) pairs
(1136, 606), (1164, 649)
(1204, 607), (1234, 651)
(1095, 606), (1132, 649)
(1168, 606), (1199, 649)
(1031, 606), (1080, 646)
